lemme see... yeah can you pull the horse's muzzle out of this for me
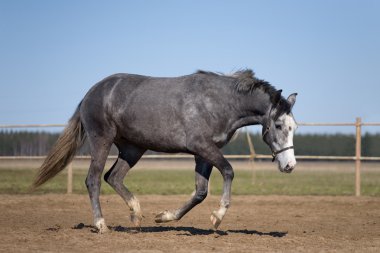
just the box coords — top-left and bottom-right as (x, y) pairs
(283, 164), (294, 173)
(279, 162), (296, 173)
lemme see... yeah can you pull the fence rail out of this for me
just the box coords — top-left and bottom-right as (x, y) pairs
(1, 117), (379, 196)
(298, 122), (380, 126)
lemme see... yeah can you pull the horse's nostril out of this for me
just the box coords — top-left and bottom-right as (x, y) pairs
(279, 164), (295, 173)
(284, 165), (293, 173)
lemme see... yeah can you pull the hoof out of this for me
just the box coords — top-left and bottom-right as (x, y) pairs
(95, 218), (110, 234)
(155, 210), (176, 223)
(210, 211), (222, 230)
(98, 225), (110, 234)
(130, 212), (143, 227)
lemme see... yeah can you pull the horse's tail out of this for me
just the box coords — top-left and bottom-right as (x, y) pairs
(32, 102), (86, 189)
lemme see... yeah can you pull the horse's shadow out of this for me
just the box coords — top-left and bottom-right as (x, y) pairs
(72, 223), (287, 238)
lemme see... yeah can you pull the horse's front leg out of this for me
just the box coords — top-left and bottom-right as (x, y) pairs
(155, 141), (234, 230)
(210, 160), (234, 229)
(188, 142), (235, 229)
(202, 149), (234, 229)
(188, 143), (234, 229)
(155, 156), (212, 223)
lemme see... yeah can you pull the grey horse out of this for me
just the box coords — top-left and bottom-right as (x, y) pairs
(33, 69), (298, 233)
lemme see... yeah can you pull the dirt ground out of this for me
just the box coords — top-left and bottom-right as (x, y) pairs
(0, 194), (379, 253)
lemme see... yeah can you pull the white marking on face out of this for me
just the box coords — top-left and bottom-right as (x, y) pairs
(273, 114), (297, 171)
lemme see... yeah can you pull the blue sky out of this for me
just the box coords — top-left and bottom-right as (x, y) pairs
(0, 0), (379, 133)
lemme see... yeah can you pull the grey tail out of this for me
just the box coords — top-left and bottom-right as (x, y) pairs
(32, 103), (86, 189)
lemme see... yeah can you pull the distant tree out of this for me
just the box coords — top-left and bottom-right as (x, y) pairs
(0, 130), (379, 157)
(362, 133), (380, 156)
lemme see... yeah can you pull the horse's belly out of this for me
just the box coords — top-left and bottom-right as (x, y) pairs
(117, 121), (188, 152)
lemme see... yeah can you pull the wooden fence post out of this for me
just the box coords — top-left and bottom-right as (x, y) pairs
(246, 129), (256, 184)
(67, 162), (73, 194)
(355, 117), (361, 197)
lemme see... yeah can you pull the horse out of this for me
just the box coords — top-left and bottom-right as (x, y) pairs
(33, 69), (298, 233)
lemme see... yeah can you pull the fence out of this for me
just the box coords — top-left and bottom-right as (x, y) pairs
(1, 117), (379, 196)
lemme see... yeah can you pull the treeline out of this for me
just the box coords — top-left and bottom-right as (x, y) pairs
(222, 132), (380, 156)
(0, 130), (379, 156)
(0, 131), (91, 156)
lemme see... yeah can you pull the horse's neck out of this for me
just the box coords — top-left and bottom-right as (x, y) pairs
(232, 90), (272, 128)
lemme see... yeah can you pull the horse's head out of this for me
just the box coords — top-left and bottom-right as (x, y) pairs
(262, 92), (298, 173)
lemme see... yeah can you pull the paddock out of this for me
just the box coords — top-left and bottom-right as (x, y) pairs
(1, 194), (379, 252)
(1, 120), (379, 252)
(0, 158), (379, 252)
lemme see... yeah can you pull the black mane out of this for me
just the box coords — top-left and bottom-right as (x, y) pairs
(196, 69), (291, 113)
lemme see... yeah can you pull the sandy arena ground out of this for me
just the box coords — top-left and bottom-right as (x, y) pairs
(0, 194), (379, 253)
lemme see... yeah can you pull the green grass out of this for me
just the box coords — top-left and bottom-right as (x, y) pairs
(0, 168), (379, 196)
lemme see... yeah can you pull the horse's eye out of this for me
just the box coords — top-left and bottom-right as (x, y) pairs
(275, 125), (282, 130)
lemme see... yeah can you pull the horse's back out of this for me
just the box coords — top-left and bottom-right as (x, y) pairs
(80, 72), (236, 152)
(79, 73), (149, 132)
(80, 73), (197, 151)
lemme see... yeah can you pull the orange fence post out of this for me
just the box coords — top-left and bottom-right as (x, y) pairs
(355, 117), (361, 197)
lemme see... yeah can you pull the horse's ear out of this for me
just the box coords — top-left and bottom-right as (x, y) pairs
(287, 93), (297, 110)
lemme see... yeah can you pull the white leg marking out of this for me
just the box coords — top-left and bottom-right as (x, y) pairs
(210, 206), (228, 229)
(128, 197), (143, 226)
(95, 217), (109, 234)
(155, 210), (177, 223)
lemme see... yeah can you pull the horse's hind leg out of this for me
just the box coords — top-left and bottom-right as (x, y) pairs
(85, 135), (114, 234)
(155, 155), (212, 223)
(104, 143), (146, 227)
